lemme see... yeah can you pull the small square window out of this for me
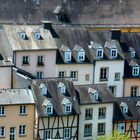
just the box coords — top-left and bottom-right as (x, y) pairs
(58, 71), (66, 78)
(98, 123), (105, 135)
(65, 104), (72, 113)
(84, 124), (92, 137)
(98, 107), (106, 119)
(70, 71), (78, 80)
(19, 106), (27, 115)
(131, 86), (138, 97)
(85, 108), (93, 120)
(19, 125), (26, 136)
(114, 72), (120, 81)
(85, 74), (90, 81)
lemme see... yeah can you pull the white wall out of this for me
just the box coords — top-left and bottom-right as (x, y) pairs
(79, 103), (113, 140)
(56, 64), (93, 85)
(94, 61), (124, 97)
(15, 50), (56, 78)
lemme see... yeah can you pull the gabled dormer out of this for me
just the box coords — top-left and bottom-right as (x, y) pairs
(110, 48), (118, 58)
(73, 45), (85, 61)
(61, 98), (72, 114)
(60, 45), (71, 62)
(96, 48), (104, 59)
(88, 87), (99, 101)
(132, 65), (139, 76)
(19, 31), (26, 40)
(42, 99), (53, 115)
(120, 102), (128, 114)
(39, 83), (47, 96)
(58, 82), (66, 94)
(34, 31), (41, 40)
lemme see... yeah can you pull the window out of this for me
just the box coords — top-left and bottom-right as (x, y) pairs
(42, 86), (47, 95)
(64, 51), (71, 62)
(65, 104), (72, 113)
(100, 68), (108, 81)
(35, 32), (41, 40)
(44, 129), (52, 139)
(131, 51), (135, 58)
(37, 56), (44, 65)
(98, 123), (105, 135)
(123, 106), (128, 113)
(109, 86), (116, 96)
(132, 67), (139, 76)
(22, 56), (29, 64)
(20, 32), (26, 39)
(84, 124), (92, 137)
(46, 105), (53, 115)
(85, 108), (93, 120)
(0, 106), (5, 116)
(58, 71), (66, 78)
(58, 82), (66, 94)
(93, 93), (99, 100)
(114, 72), (120, 81)
(137, 122), (140, 133)
(64, 128), (71, 139)
(10, 127), (15, 140)
(0, 127), (5, 137)
(110, 49), (117, 58)
(70, 71), (78, 80)
(78, 51), (85, 61)
(85, 74), (90, 81)
(98, 107), (106, 119)
(118, 123), (125, 134)
(19, 125), (26, 136)
(96, 49), (103, 58)
(20, 106), (27, 115)
(131, 86), (138, 97)
(36, 71), (44, 79)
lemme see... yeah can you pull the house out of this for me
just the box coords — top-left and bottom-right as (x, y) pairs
(0, 22), (57, 79)
(114, 97), (140, 140)
(0, 88), (35, 140)
(32, 78), (80, 140)
(75, 84), (114, 140)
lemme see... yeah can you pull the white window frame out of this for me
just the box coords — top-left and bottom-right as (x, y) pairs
(36, 71), (44, 79)
(35, 32), (41, 40)
(0, 106), (5, 116)
(0, 126), (5, 137)
(110, 49), (118, 58)
(118, 123), (125, 134)
(70, 71), (78, 80)
(46, 105), (53, 115)
(44, 129), (52, 139)
(19, 125), (26, 136)
(131, 51), (135, 58)
(42, 86), (47, 95)
(131, 86), (138, 97)
(22, 56), (29, 64)
(123, 106), (128, 113)
(132, 67), (139, 76)
(114, 72), (120, 81)
(137, 122), (140, 133)
(84, 124), (92, 137)
(78, 51), (85, 61)
(20, 32), (26, 39)
(65, 103), (72, 113)
(10, 127), (15, 140)
(64, 128), (71, 139)
(96, 49), (103, 59)
(19, 105), (27, 115)
(64, 51), (71, 62)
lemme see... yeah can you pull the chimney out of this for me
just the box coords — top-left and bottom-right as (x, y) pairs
(111, 30), (121, 42)
(42, 21), (52, 30)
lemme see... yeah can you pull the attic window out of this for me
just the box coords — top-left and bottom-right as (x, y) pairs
(35, 32), (41, 40)
(110, 49), (117, 58)
(120, 102), (128, 114)
(94, 93), (98, 100)
(39, 83), (47, 95)
(96, 49), (103, 59)
(20, 32), (26, 39)
(64, 49), (71, 62)
(132, 66), (139, 76)
(61, 98), (72, 114)
(58, 82), (66, 94)
(88, 87), (99, 101)
(46, 105), (53, 115)
(131, 51), (135, 58)
(78, 49), (85, 61)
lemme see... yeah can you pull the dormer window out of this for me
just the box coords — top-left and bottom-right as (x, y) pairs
(39, 83), (47, 95)
(58, 82), (66, 94)
(61, 98), (72, 114)
(46, 105), (53, 115)
(110, 49), (117, 58)
(96, 49), (103, 59)
(64, 49), (71, 62)
(132, 66), (139, 76)
(78, 49), (85, 61)
(88, 87), (99, 100)
(35, 32), (41, 40)
(131, 51), (135, 58)
(20, 32), (26, 39)
(123, 106), (128, 114)
(94, 93), (98, 100)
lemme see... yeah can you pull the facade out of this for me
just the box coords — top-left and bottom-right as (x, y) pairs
(76, 84), (114, 140)
(0, 88), (35, 140)
(114, 97), (140, 140)
(32, 79), (80, 140)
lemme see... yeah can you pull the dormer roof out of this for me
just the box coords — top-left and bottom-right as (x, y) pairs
(90, 41), (103, 49)
(42, 99), (52, 106)
(60, 45), (70, 52)
(73, 45), (83, 52)
(61, 98), (71, 105)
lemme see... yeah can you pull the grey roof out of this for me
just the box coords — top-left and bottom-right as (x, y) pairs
(114, 97), (140, 121)
(0, 0), (140, 25)
(75, 84), (114, 105)
(0, 89), (35, 105)
(32, 79), (81, 117)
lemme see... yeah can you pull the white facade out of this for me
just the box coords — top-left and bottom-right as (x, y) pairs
(56, 64), (93, 85)
(15, 50), (56, 78)
(94, 60), (124, 97)
(79, 103), (113, 140)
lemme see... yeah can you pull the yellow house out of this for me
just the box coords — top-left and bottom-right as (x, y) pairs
(0, 89), (35, 140)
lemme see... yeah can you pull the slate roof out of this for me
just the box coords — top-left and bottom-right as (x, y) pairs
(75, 84), (114, 105)
(0, 89), (34, 105)
(32, 78), (81, 117)
(114, 97), (140, 121)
